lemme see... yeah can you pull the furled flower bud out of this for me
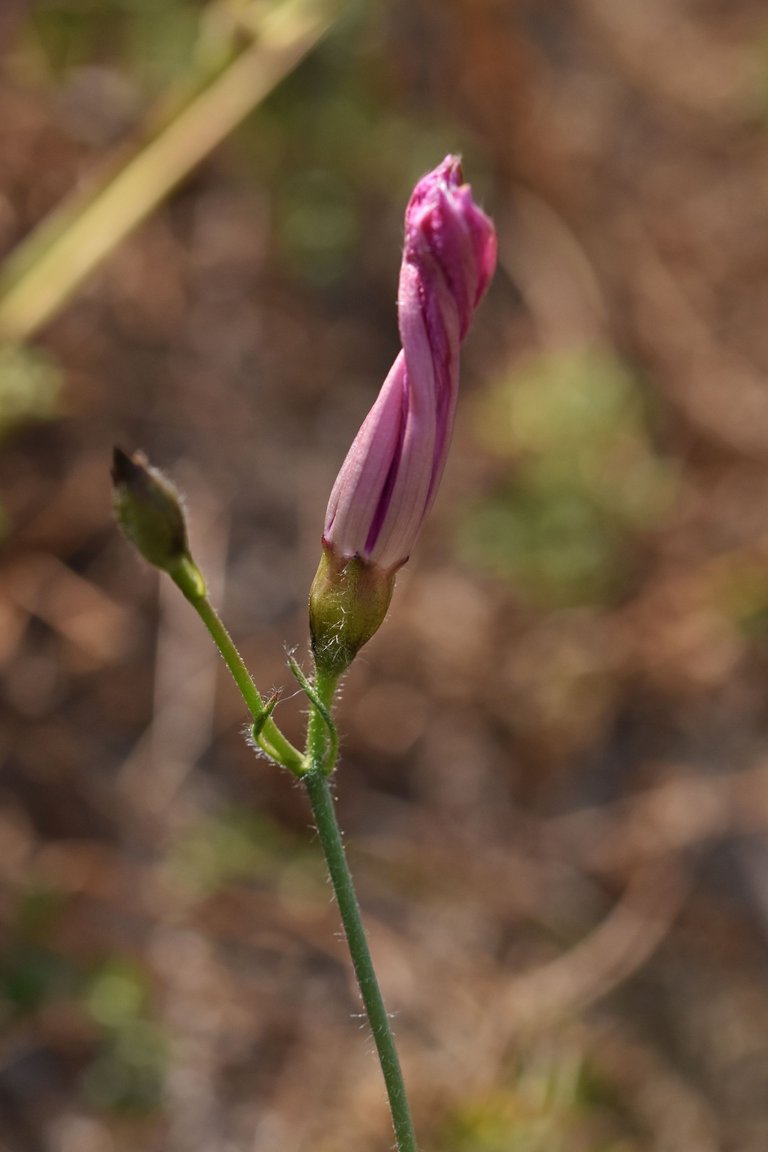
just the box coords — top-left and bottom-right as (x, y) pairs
(310, 156), (496, 677)
(111, 447), (205, 600)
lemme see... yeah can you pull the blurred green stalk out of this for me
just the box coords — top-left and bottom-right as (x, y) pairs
(0, 0), (340, 343)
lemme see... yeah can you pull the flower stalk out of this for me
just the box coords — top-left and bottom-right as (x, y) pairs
(111, 446), (304, 772)
(302, 765), (419, 1152)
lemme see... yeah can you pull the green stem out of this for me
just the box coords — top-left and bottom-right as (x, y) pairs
(306, 665), (339, 773)
(187, 590), (305, 775)
(303, 754), (419, 1151)
(174, 563), (417, 1146)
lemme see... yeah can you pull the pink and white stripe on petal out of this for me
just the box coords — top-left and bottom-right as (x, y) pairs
(323, 156), (497, 572)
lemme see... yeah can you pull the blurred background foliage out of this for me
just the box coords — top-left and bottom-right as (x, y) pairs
(1, 0), (768, 1150)
(460, 347), (675, 606)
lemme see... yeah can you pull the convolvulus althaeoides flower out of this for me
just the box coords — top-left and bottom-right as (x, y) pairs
(310, 156), (497, 677)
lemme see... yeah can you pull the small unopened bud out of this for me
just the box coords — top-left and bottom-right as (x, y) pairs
(309, 546), (395, 679)
(111, 447), (205, 600)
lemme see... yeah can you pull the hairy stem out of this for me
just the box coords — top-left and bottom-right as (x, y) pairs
(303, 672), (419, 1152)
(190, 593), (305, 774)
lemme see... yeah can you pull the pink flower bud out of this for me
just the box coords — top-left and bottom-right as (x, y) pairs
(310, 158), (496, 677)
(323, 156), (496, 572)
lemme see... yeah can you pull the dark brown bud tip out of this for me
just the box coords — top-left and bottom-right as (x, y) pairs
(111, 445), (149, 488)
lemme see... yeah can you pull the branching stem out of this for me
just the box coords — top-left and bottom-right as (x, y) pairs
(188, 592), (305, 774)
(177, 583), (418, 1149)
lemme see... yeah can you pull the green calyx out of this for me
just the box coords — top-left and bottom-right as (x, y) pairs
(111, 447), (205, 600)
(309, 547), (395, 679)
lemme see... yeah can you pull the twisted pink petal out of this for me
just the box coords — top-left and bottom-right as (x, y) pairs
(324, 156), (496, 571)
